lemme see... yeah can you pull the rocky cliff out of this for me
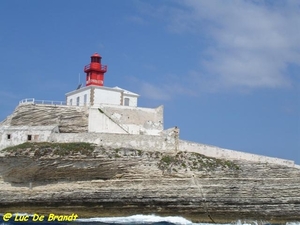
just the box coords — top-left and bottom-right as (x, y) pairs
(0, 142), (299, 223)
(0, 104), (88, 133)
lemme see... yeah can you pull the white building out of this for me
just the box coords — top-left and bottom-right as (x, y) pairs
(66, 86), (139, 107)
(0, 53), (297, 167)
(0, 53), (165, 153)
(64, 53), (163, 135)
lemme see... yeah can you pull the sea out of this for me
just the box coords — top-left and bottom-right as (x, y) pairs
(0, 214), (299, 225)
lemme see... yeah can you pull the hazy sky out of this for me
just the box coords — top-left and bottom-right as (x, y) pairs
(0, 0), (299, 164)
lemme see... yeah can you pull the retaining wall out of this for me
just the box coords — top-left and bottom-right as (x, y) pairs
(179, 140), (294, 167)
(0, 127), (295, 167)
(49, 132), (295, 167)
(49, 132), (176, 152)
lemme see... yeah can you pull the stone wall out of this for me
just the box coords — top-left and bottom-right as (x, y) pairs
(0, 125), (59, 150)
(49, 129), (177, 152)
(48, 132), (295, 167)
(179, 140), (295, 167)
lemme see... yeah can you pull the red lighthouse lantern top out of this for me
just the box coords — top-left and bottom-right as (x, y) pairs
(84, 53), (107, 86)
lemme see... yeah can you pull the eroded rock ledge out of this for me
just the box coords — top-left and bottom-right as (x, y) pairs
(0, 142), (299, 223)
(0, 104), (88, 133)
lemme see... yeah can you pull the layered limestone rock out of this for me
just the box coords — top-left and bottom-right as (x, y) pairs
(0, 104), (88, 133)
(0, 143), (299, 223)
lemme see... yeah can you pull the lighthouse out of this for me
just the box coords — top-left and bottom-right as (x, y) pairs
(84, 53), (107, 86)
(66, 53), (139, 107)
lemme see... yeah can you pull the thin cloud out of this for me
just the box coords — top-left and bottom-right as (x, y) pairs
(140, 82), (171, 100)
(138, 0), (300, 93)
(169, 0), (300, 90)
(138, 76), (198, 101)
(126, 15), (147, 25)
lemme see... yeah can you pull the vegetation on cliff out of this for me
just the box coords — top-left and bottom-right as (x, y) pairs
(0, 142), (299, 222)
(2, 142), (240, 174)
(3, 142), (95, 157)
(158, 151), (240, 172)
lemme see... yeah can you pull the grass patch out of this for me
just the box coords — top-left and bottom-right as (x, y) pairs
(158, 151), (241, 173)
(3, 142), (95, 157)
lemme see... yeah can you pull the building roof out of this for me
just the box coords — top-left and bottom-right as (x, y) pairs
(112, 86), (139, 97)
(92, 53), (101, 58)
(65, 85), (139, 97)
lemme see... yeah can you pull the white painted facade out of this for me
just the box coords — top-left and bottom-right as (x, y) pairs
(64, 84), (163, 135)
(66, 85), (139, 107)
(88, 105), (164, 135)
(0, 125), (59, 150)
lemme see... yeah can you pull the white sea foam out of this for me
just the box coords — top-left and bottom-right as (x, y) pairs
(76, 214), (195, 224)
(1, 213), (299, 225)
(75, 214), (300, 225)
(75, 214), (262, 225)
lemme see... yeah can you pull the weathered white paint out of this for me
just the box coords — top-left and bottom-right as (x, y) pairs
(0, 125), (59, 150)
(66, 85), (139, 107)
(88, 105), (164, 135)
(179, 140), (295, 167)
(88, 107), (127, 134)
(48, 130), (176, 152)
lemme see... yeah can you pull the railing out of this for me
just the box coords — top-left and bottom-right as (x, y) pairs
(84, 64), (107, 72)
(19, 98), (66, 106)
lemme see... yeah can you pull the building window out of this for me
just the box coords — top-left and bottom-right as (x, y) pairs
(84, 94), (87, 106)
(124, 98), (130, 106)
(70, 99), (73, 106)
(76, 97), (80, 106)
(27, 135), (32, 141)
(7, 134), (11, 140)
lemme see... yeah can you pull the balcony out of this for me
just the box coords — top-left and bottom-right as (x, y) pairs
(84, 64), (107, 72)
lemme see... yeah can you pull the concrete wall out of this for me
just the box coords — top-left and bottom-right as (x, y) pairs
(179, 140), (295, 167)
(49, 131), (176, 152)
(88, 108), (128, 134)
(88, 105), (164, 135)
(0, 125), (59, 150)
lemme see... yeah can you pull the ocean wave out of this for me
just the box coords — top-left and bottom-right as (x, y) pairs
(1, 213), (299, 225)
(76, 214), (195, 225)
(76, 215), (300, 225)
